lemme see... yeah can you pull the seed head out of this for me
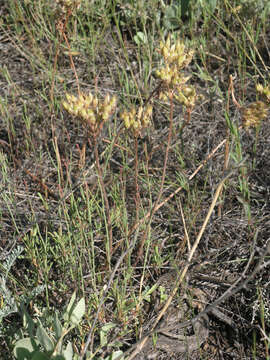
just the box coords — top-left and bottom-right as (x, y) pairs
(174, 85), (197, 108)
(256, 83), (270, 103)
(55, 0), (81, 15)
(121, 104), (152, 136)
(63, 92), (117, 135)
(242, 101), (268, 129)
(156, 36), (197, 108)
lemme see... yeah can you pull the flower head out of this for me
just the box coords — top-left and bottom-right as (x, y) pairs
(156, 36), (196, 108)
(63, 92), (117, 136)
(121, 104), (152, 136)
(56, 0), (81, 15)
(242, 101), (268, 129)
(256, 83), (270, 103)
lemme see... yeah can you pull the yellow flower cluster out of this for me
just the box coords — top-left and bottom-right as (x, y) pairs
(172, 85), (197, 108)
(256, 83), (270, 103)
(121, 104), (153, 135)
(242, 101), (268, 129)
(158, 37), (194, 70)
(156, 37), (196, 108)
(157, 65), (191, 88)
(63, 92), (117, 135)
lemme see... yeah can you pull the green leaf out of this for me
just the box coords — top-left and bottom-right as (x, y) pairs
(65, 292), (77, 321)
(133, 32), (147, 45)
(199, 0), (217, 14)
(163, 4), (181, 30)
(13, 337), (39, 359)
(206, 0), (217, 13)
(70, 297), (85, 326)
(62, 342), (73, 360)
(100, 323), (116, 347)
(36, 323), (54, 353)
(21, 305), (35, 338)
(142, 283), (159, 302)
(158, 285), (168, 303)
(53, 313), (62, 340)
(30, 351), (50, 360)
(181, 0), (191, 16)
(104, 350), (124, 360)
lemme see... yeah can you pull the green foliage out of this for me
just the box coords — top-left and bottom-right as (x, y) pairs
(0, 247), (23, 323)
(0, 246), (45, 326)
(133, 31), (148, 46)
(13, 293), (85, 360)
(197, 0), (217, 14)
(162, 2), (183, 31)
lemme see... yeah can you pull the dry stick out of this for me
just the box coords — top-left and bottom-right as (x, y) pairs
(125, 158), (247, 360)
(178, 199), (190, 252)
(116, 237), (270, 360)
(158, 228), (270, 334)
(80, 228), (141, 360)
(259, 326), (270, 355)
(229, 74), (241, 110)
(61, 28), (81, 94)
(52, 133), (64, 185)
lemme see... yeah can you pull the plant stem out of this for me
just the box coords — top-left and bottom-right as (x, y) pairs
(93, 136), (113, 267)
(135, 91), (174, 262)
(134, 134), (140, 224)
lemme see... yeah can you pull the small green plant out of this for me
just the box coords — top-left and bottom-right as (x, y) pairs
(0, 246), (45, 326)
(0, 247), (24, 324)
(13, 292), (85, 360)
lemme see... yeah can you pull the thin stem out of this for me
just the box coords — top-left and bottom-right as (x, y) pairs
(155, 91), (174, 207)
(129, 139), (227, 240)
(50, 10), (73, 104)
(61, 30), (80, 94)
(179, 106), (192, 153)
(135, 91), (174, 262)
(218, 80), (232, 216)
(93, 137), (113, 266)
(134, 134), (140, 224)
(252, 125), (260, 169)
